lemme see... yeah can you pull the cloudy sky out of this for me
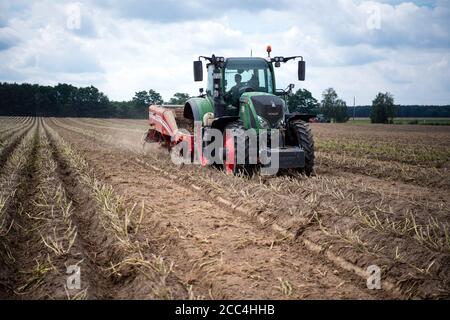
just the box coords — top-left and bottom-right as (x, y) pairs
(0, 0), (449, 105)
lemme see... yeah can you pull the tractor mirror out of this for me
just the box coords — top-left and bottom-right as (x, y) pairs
(193, 60), (203, 82)
(298, 60), (306, 81)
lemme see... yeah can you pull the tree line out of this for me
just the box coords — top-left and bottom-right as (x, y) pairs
(287, 88), (450, 123)
(1, 82), (448, 123)
(348, 105), (450, 118)
(287, 88), (350, 123)
(0, 82), (190, 119)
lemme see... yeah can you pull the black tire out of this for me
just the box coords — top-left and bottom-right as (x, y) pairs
(290, 120), (315, 176)
(224, 121), (254, 176)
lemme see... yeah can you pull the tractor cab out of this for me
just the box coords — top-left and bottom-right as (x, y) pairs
(191, 50), (306, 130)
(221, 58), (275, 108)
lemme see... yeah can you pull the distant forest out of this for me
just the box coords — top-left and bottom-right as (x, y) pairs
(0, 82), (166, 119)
(1, 82), (449, 119)
(348, 105), (450, 118)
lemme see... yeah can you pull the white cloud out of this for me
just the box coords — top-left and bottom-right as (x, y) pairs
(0, 0), (449, 104)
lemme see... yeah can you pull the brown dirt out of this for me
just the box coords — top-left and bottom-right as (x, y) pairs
(1, 117), (448, 299)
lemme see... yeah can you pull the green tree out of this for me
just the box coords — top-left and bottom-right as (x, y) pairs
(320, 88), (349, 123)
(168, 92), (190, 105)
(132, 89), (163, 118)
(370, 92), (396, 124)
(287, 89), (319, 113)
(132, 89), (163, 106)
(148, 89), (164, 105)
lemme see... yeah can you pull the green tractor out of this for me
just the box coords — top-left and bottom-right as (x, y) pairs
(183, 47), (314, 175)
(145, 47), (315, 175)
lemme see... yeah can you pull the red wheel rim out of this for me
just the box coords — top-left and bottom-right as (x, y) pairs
(224, 131), (235, 174)
(195, 137), (208, 166)
(200, 153), (208, 166)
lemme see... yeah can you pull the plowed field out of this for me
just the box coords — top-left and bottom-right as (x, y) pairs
(0, 117), (448, 299)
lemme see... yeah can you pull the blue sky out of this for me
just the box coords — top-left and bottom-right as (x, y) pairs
(0, 0), (449, 105)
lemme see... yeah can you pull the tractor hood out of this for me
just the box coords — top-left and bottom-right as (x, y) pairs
(240, 92), (286, 129)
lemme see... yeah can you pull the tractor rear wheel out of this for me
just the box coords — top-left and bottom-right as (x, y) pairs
(223, 121), (253, 175)
(290, 120), (315, 176)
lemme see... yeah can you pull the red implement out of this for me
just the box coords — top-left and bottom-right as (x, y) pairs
(143, 105), (193, 151)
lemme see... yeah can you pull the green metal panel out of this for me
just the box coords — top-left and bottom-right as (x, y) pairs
(185, 96), (214, 122)
(239, 92), (280, 131)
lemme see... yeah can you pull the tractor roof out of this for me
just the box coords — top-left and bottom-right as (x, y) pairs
(224, 57), (270, 69)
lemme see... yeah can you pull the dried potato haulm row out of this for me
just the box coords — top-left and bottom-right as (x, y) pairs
(7, 123), (90, 299)
(0, 120), (38, 298)
(0, 118), (36, 169)
(0, 117), (186, 299)
(46, 117), (450, 299)
(45, 117), (393, 299)
(138, 148), (450, 298)
(42, 120), (188, 299)
(0, 117), (31, 135)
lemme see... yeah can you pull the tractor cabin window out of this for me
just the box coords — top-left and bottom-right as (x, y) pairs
(224, 58), (273, 95)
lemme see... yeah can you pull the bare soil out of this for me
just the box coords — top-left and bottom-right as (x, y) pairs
(0, 117), (448, 299)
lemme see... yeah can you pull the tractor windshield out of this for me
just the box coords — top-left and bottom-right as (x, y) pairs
(224, 58), (274, 103)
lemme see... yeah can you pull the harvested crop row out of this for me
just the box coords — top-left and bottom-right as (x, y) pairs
(316, 151), (449, 189)
(50, 118), (142, 152)
(6, 121), (95, 299)
(0, 117), (32, 137)
(0, 118), (37, 170)
(46, 117), (393, 299)
(50, 117), (450, 298)
(0, 118), (33, 144)
(42, 120), (188, 299)
(0, 118), (24, 133)
(312, 123), (450, 148)
(136, 150), (450, 298)
(51, 118), (450, 189)
(0, 121), (38, 298)
(316, 138), (450, 167)
(1, 118), (123, 299)
(65, 118), (146, 133)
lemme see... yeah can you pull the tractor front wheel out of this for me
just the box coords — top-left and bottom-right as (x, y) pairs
(290, 120), (315, 176)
